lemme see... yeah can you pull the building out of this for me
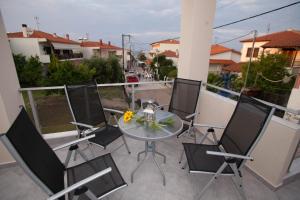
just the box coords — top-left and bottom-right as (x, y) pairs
(158, 50), (179, 66)
(7, 24), (82, 63)
(149, 40), (240, 71)
(209, 44), (241, 74)
(80, 40), (122, 59)
(240, 29), (300, 73)
(80, 40), (132, 69)
(149, 39), (179, 59)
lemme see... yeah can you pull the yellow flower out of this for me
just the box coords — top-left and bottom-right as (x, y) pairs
(124, 111), (134, 122)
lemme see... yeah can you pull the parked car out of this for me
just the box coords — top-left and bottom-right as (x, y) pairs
(126, 75), (139, 83)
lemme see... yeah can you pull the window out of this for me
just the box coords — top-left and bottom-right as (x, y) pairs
(246, 48), (259, 57)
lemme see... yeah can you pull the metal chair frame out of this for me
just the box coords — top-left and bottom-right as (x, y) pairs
(64, 81), (131, 155)
(181, 99), (275, 200)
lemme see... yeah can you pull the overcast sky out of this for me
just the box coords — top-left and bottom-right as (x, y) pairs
(1, 0), (299, 51)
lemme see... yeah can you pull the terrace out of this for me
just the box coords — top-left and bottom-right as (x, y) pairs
(1, 1), (300, 200)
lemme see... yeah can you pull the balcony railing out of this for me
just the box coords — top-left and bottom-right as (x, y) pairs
(18, 80), (300, 188)
(56, 53), (83, 60)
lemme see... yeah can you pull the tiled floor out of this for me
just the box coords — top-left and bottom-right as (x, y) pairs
(0, 134), (299, 200)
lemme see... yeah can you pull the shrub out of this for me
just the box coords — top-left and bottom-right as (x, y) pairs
(13, 54), (43, 87)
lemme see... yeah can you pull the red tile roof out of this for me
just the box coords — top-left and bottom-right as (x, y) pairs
(210, 44), (241, 55)
(222, 62), (244, 73)
(7, 30), (79, 45)
(209, 59), (235, 65)
(151, 39), (179, 45)
(240, 30), (300, 48)
(159, 50), (178, 58)
(80, 41), (121, 50)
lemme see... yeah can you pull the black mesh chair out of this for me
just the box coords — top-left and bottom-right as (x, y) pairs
(0, 108), (127, 200)
(64, 81), (131, 155)
(181, 95), (275, 199)
(160, 78), (202, 137)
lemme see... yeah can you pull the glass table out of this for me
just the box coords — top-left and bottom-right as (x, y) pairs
(118, 110), (183, 185)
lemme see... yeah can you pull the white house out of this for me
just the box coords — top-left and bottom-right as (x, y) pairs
(209, 44), (241, 74)
(149, 39), (240, 72)
(7, 24), (82, 63)
(149, 39), (179, 58)
(240, 29), (300, 72)
(80, 40), (131, 69)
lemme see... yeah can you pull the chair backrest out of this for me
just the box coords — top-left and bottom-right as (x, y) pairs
(219, 94), (273, 168)
(169, 78), (201, 122)
(65, 81), (107, 129)
(0, 108), (65, 195)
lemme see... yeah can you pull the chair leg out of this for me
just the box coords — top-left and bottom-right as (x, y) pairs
(122, 135), (131, 154)
(199, 131), (210, 144)
(72, 195), (80, 200)
(84, 189), (99, 200)
(230, 164), (247, 200)
(88, 142), (96, 158)
(181, 160), (188, 169)
(64, 149), (73, 167)
(179, 149), (185, 163)
(76, 148), (89, 162)
(73, 150), (78, 161)
(195, 162), (228, 200)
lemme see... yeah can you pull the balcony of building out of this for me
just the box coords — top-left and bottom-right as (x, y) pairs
(1, 1), (300, 199)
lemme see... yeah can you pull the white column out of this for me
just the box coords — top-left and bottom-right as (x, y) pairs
(178, 0), (216, 82)
(0, 11), (24, 165)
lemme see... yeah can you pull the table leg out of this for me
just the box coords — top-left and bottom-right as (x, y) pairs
(152, 142), (166, 185)
(137, 150), (146, 161)
(131, 141), (166, 185)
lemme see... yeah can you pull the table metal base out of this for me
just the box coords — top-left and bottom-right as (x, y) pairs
(131, 141), (167, 185)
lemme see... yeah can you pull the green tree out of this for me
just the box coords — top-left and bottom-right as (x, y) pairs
(13, 54), (43, 87)
(83, 56), (123, 83)
(137, 52), (147, 62)
(45, 55), (95, 86)
(241, 53), (294, 93)
(151, 55), (176, 80)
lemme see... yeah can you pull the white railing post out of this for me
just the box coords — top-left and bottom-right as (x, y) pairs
(131, 84), (135, 111)
(27, 90), (42, 133)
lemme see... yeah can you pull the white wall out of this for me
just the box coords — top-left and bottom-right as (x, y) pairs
(178, 0), (216, 82)
(240, 41), (268, 62)
(208, 63), (222, 74)
(9, 38), (41, 57)
(210, 51), (241, 63)
(8, 38), (51, 63)
(81, 47), (98, 59)
(0, 12), (24, 165)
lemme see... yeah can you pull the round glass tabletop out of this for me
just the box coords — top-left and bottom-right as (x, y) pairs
(118, 110), (183, 141)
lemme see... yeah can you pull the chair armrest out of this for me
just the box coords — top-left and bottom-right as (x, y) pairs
(70, 122), (94, 129)
(156, 104), (169, 109)
(185, 112), (199, 119)
(193, 123), (226, 129)
(47, 167), (112, 200)
(206, 151), (253, 161)
(53, 135), (95, 151)
(103, 108), (124, 115)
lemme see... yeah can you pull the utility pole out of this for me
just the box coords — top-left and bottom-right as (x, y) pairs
(34, 16), (40, 30)
(122, 34), (131, 73)
(243, 30), (257, 90)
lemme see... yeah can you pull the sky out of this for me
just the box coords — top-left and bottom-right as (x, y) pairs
(0, 0), (299, 52)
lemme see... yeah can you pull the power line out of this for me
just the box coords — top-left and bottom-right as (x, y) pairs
(214, 1), (300, 29)
(215, 30), (254, 45)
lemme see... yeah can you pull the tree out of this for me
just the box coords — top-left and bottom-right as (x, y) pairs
(45, 55), (95, 86)
(13, 54), (43, 87)
(241, 53), (294, 94)
(151, 55), (176, 80)
(83, 55), (124, 83)
(137, 52), (147, 62)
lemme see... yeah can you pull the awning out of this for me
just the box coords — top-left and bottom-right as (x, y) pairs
(52, 42), (80, 50)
